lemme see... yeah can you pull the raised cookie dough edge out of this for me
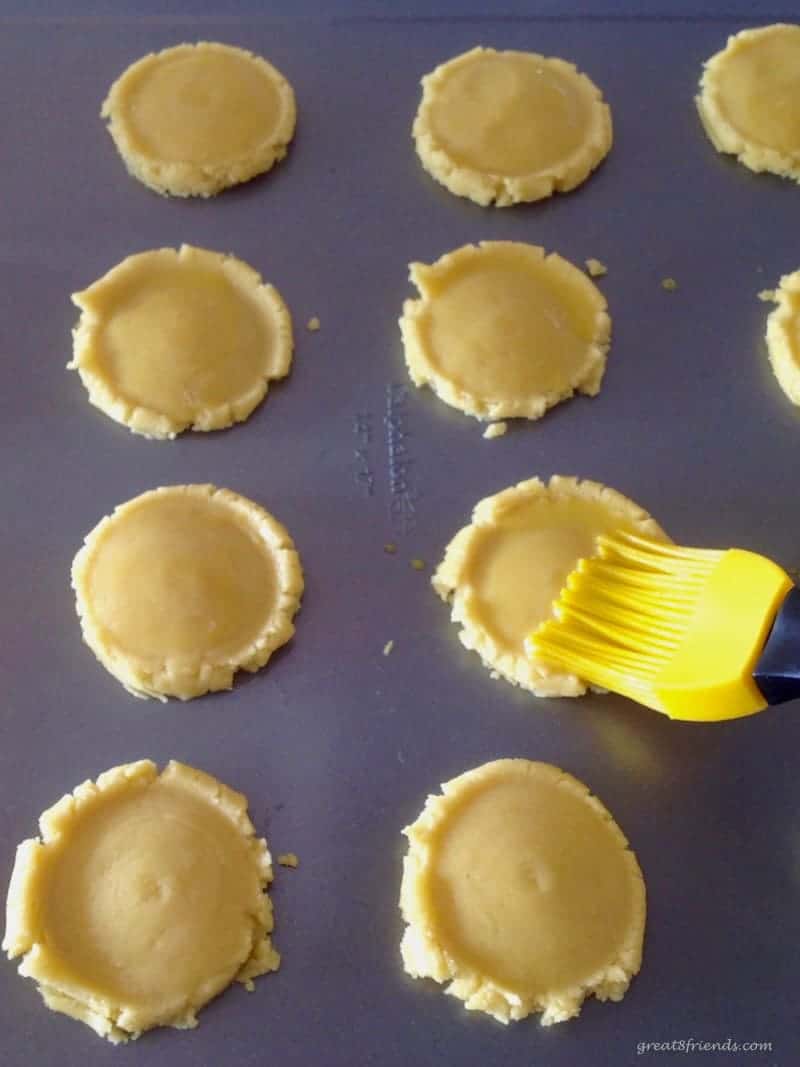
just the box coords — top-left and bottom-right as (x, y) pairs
(412, 46), (613, 207)
(399, 759), (646, 1024)
(696, 25), (800, 182)
(431, 475), (663, 697)
(100, 41), (297, 198)
(3, 760), (278, 1042)
(69, 245), (294, 439)
(70, 485), (304, 701)
(399, 242), (610, 422)
(766, 270), (800, 405)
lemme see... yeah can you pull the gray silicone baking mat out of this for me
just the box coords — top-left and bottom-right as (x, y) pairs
(0, 3), (796, 1065)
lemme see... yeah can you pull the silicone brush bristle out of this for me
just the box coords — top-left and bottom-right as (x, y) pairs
(531, 533), (724, 712)
(528, 530), (792, 720)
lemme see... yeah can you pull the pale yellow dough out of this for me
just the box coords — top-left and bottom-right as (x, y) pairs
(400, 242), (609, 423)
(585, 258), (608, 278)
(71, 485), (304, 701)
(3, 760), (280, 1044)
(482, 421), (507, 440)
(400, 759), (645, 1025)
(102, 41), (296, 197)
(697, 24), (800, 181)
(413, 46), (612, 206)
(433, 476), (663, 696)
(69, 246), (293, 439)
(765, 270), (800, 404)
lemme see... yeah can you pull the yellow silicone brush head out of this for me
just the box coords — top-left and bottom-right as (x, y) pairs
(527, 531), (792, 721)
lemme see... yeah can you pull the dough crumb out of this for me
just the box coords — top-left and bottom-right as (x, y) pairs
(277, 853), (299, 868)
(306, 316), (321, 332)
(585, 258), (608, 277)
(383, 640), (395, 656)
(482, 421), (508, 439)
(661, 277), (678, 291)
(383, 542), (398, 555)
(411, 558), (426, 571)
(758, 289), (776, 302)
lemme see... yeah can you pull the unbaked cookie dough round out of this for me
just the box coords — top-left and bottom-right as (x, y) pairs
(69, 245), (293, 439)
(400, 759), (646, 1025)
(400, 242), (609, 422)
(413, 46), (612, 206)
(432, 476), (664, 696)
(3, 760), (280, 1044)
(765, 269), (800, 404)
(71, 485), (304, 700)
(697, 24), (800, 182)
(102, 41), (296, 197)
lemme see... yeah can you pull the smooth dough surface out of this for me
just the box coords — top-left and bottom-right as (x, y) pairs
(400, 759), (646, 1025)
(765, 269), (800, 404)
(413, 46), (612, 206)
(71, 485), (304, 700)
(102, 41), (296, 197)
(3, 760), (280, 1043)
(400, 242), (610, 422)
(433, 476), (663, 696)
(70, 245), (293, 439)
(697, 24), (800, 181)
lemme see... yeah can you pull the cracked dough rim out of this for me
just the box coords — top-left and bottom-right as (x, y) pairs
(399, 242), (610, 422)
(413, 46), (612, 207)
(102, 41), (297, 198)
(2, 759), (279, 1044)
(696, 24), (800, 181)
(766, 269), (800, 404)
(71, 484), (304, 701)
(432, 475), (664, 697)
(399, 758), (646, 1025)
(69, 245), (293, 440)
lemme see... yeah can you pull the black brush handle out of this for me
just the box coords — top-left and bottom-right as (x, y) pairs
(753, 586), (800, 706)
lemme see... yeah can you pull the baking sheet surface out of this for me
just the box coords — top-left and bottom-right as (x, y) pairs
(0, 9), (797, 1067)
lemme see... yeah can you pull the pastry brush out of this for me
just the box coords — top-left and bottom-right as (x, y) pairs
(526, 530), (800, 721)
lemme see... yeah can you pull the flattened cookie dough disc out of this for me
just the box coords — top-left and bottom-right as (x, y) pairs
(433, 476), (664, 696)
(400, 242), (610, 422)
(765, 269), (800, 404)
(413, 46), (612, 206)
(71, 485), (304, 700)
(697, 24), (800, 181)
(102, 41), (296, 197)
(400, 759), (646, 1025)
(70, 246), (293, 439)
(3, 760), (280, 1044)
